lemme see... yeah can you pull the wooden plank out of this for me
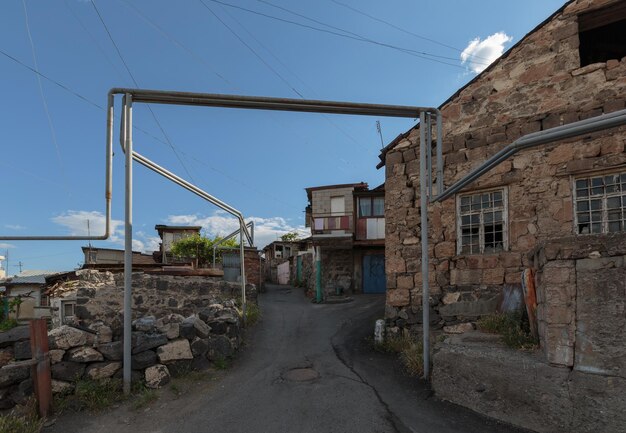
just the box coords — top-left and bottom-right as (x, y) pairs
(29, 318), (52, 418)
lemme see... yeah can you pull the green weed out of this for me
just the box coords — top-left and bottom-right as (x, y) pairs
(0, 399), (43, 433)
(477, 311), (538, 350)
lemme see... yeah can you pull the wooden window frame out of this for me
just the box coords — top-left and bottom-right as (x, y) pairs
(456, 187), (508, 255)
(358, 196), (385, 218)
(572, 170), (626, 235)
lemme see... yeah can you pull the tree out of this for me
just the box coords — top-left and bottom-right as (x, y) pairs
(280, 232), (300, 242)
(171, 234), (238, 268)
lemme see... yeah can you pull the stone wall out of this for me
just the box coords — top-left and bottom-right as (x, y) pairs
(432, 232), (626, 433)
(321, 249), (353, 296)
(383, 0), (626, 331)
(530, 233), (626, 372)
(73, 272), (255, 338)
(0, 304), (243, 410)
(243, 248), (262, 290)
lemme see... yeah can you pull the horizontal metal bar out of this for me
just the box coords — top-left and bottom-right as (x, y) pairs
(0, 93), (115, 241)
(110, 88), (436, 118)
(433, 108), (626, 202)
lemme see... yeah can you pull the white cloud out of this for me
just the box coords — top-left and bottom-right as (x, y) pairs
(165, 212), (310, 249)
(0, 243), (15, 249)
(4, 224), (26, 230)
(461, 32), (513, 74)
(51, 210), (158, 254)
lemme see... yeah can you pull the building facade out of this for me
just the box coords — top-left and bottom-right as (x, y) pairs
(306, 182), (386, 296)
(379, 0), (626, 331)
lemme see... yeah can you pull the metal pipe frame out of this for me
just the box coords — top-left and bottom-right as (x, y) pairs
(0, 94), (114, 241)
(212, 221), (254, 268)
(416, 107), (626, 380)
(107, 88), (441, 393)
(433, 108), (626, 203)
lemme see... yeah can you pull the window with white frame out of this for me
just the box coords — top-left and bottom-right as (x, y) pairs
(574, 171), (626, 234)
(457, 189), (507, 254)
(62, 301), (76, 324)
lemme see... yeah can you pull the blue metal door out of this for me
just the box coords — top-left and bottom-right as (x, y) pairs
(363, 254), (386, 293)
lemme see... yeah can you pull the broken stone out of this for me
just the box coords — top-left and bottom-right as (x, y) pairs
(0, 362), (30, 387)
(190, 338), (209, 357)
(132, 332), (168, 354)
(13, 341), (32, 360)
(156, 338), (193, 364)
(89, 322), (113, 344)
(206, 335), (234, 361)
(48, 325), (93, 350)
(0, 348), (14, 367)
(179, 321), (196, 340)
(51, 361), (85, 382)
(85, 362), (122, 380)
(49, 349), (65, 364)
(443, 323), (475, 334)
(145, 364), (170, 389)
(132, 350), (157, 370)
(98, 341), (123, 361)
(133, 316), (157, 332)
(0, 326), (30, 348)
(184, 316), (211, 339)
(66, 346), (104, 363)
(51, 379), (74, 394)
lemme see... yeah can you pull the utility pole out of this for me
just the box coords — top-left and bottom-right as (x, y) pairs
(16, 261), (23, 273)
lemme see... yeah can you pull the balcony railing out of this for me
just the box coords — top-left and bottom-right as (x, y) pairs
(356, 217), (385, 240)
(312, 213), (353, 235)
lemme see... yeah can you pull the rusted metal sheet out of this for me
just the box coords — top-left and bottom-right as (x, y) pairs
(522, 268), (538, 339)
(29, 318), (52, 418)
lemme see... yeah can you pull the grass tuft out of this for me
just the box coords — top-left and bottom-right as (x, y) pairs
(374, 332), (424, 377)
(55, 378), (124, 413)
(477, 311), (538, 350)
(0, 318), (19, 332)
(130, 387), (158, 411)
(0, 399), (43, 433)
(244, 302), (261, 326)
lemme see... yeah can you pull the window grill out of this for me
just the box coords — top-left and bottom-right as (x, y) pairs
(458, 190), (506, 254)
(574, 171), (626, 234)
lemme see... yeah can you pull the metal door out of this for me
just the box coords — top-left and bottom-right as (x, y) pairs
(222, 252), (241, 282)
(363, 254), (386, 293)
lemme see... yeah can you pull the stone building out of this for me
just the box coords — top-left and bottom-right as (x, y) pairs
(305, 182), (386, 296)
(378, 0), (626, 330)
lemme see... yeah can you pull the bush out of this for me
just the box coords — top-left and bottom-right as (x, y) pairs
(374, 332), (424, 377)
(477, 311), (538, 350)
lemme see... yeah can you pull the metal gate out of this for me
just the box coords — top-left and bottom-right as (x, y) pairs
(363, 254), (386, 294)
(222, 252), (241, 282)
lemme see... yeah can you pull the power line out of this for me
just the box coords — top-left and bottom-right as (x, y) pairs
(330, 0), (491, 64)
(21, 0), (71, 197)
(205, 0), (469, 69)
(198, 0), (305, 98)
(90, 0), (197, 183)
(116, 0), (237, 92)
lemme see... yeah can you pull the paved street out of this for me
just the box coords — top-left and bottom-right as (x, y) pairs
(47, 284), (525, 433)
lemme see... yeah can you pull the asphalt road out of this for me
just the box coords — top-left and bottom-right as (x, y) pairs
(46, 284), (526, 433)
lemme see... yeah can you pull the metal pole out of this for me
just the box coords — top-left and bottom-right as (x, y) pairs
(239, 224), (247, 325)
(436, 111), (443, 196)
(315, 246), (322, 303)
(434, 108), (626, 202)
(122, 94), (133, 395)
(419, 112), (430, 379)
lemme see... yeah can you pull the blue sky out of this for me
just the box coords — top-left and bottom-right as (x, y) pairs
(1, 0), (565, 274)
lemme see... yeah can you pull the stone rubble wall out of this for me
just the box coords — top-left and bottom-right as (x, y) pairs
(383, 0), (626, 331)
(74, 271), (256, 338)
(433, 232), (626, 433)
(0, 303), (243, 410)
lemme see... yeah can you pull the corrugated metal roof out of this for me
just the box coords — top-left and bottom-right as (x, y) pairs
(5, 270), (59, 285)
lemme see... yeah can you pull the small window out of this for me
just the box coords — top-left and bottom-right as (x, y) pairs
(40, 295), (49, 307)
(62, 301), (76, 323)
(578, 3), (626, 67)
(359, 197), (385, 218)
(457, 189), (507, 254)
(574, 171), (626, 234)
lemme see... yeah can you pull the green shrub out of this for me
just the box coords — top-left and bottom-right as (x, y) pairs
(477, 311), (538, 350)
(56, 378), (125, 413)
(374, 332), (424, 377)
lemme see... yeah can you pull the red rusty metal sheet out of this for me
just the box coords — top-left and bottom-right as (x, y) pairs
(522, 268), (538, 339)
(29, 319), (52, 418)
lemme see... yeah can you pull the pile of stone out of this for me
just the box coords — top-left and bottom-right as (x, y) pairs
(0, 301), (243, 409)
